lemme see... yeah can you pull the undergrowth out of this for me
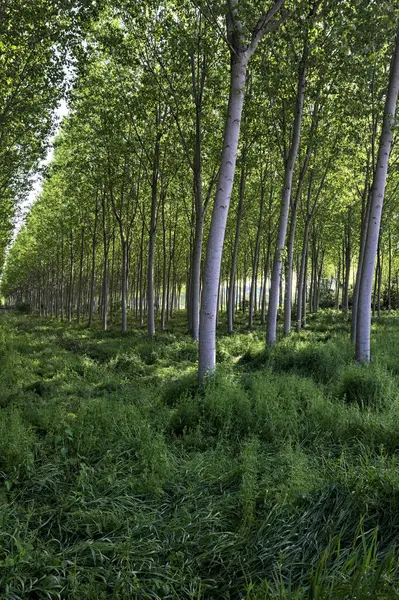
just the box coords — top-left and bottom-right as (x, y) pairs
(1, 310), (399, 598)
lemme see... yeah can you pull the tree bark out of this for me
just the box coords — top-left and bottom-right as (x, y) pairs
(342, 208), (351, 315)
(148, 111), (161, 337)
(296, 218), (310, 332)
(388, 226), (392, 311)
(121, 240), (128, 333)
(198, 0), (284, 380)
(267, 39), (308, 345)
(227, 154), (246, 333)
(88, 196), (99, 328)
(199, 52), (248, 379)
(249, 169), (266, 329)
(356, 30), (399, 362)
(351, 160), (371, 341)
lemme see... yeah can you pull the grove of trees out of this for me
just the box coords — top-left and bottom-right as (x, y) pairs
(2, 0), (399, 381)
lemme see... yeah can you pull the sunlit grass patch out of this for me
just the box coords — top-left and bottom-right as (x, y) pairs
(2, 311), (399, 597)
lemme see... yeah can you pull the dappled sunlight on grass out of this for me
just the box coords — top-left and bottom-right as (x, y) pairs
(1, 311), (399, 597)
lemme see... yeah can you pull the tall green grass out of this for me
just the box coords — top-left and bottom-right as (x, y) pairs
(1, 311), (399, 598)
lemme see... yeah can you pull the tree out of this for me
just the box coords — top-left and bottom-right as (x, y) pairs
(356, 28), (399, 362)
(198, 0), (285, 382)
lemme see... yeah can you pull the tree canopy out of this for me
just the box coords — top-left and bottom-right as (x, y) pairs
(2, 0), (399, 374)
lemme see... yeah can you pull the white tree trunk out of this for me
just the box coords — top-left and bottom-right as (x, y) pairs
(296, 218), (310, 332)
(198, 0), (284, 381)
(199, 53), (248, 380)
(284, 202), (298, 335)
(227, 156), (246, 334)
(356, 30), (399, 362)
(191, 208), (204, 341)
(121, 240), (128, 333)
(148, 116), (160, 338)
(267, 46), (307, 346)
(351, 167), (371, 341)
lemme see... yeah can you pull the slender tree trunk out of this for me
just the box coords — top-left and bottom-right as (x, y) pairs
(139, 217), (145, 326)
(102, 252), (109, 331)
(227, 155), (246, 334)
(76, 227), (85, 324)
(284, 203), (298, 334)
(335, 254), (341, 310)
(199, 52), (248, 379)
(388, 227), (392, 311)
(249, 172), (265, 329)
(68, 228), (73, 322)
(101, 196), (110, 331)
(198, 0), (284, 380)
(121, 240), (128, 333)
(309, 237), (315, 314)
(243, 256), (248, 314)
(148, 112), (161, 337)
(377, 242), (383, 319)
(160, 191), (167, 331)
(267, 40), (308, 346)
(343, 209), (351, 315)
(60, 231), (64, 321)
(261, 238), (271, 326)
(89, 197), (99, 328)
(296, 218), (310, 333)
(356, 30), (399, 362)
(190, 58), (206, 341)
(316, 249), (324, 311)
(191, 208), (204, 339)
(302, 246), (308, 328)
(351, 158), (372, 340)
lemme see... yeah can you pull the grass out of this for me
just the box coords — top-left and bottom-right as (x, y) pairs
(1, 309), (399, 598)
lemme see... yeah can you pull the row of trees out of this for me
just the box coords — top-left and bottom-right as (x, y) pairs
(0, 0), (99, 268)
(2, 0), (399, 380)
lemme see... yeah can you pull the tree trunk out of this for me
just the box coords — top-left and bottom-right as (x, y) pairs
(76, 226), (85, 324)
(190, 56), (206, 341)
(377, 241), (383, 319)
(267, 40), (308, 346)
(199, 52), (248, 379)
(60, 230), (64, 321)
(343, 209), (351, 315)
(89, 197), (99, 328)
(249, 172), (265, 329)
(302, 245), (308, 328)
(356, 30), (399, 362)
(198, 0), (284, 380)
(335, 254), (341, 310)
(284, 203), (298, 334)
(121, 240), (128, 333)
(148, 111), (161, 337)
(228, 155), (246, 333)
(261, 238), (271, 326)
(388, 227), (392, 311)
(160, 191), (167, 331)
(67, 228), (73, 323)
(351, 156), (372, 340)
(296, 218), (310, 333)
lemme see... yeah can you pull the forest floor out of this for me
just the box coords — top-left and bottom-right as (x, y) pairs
(1, 310), (399, 599)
